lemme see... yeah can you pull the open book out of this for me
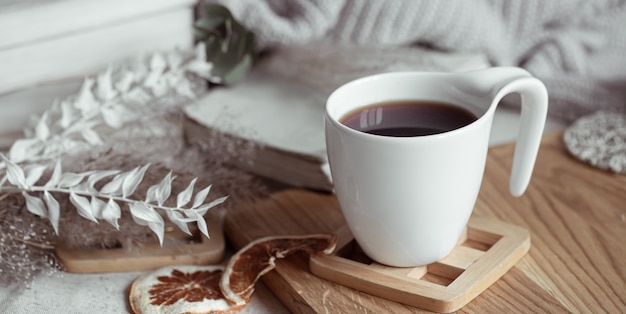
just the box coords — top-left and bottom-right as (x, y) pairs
(184, 43), (490, 191)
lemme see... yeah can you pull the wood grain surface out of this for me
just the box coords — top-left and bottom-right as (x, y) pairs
(309, 216), (532, 313)
(478, 132), (626, 312)
(224, 132), (626, 313)
(56, 216), (225, 273)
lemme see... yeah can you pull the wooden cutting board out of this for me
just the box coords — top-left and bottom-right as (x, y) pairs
(223, 189), (564, 313)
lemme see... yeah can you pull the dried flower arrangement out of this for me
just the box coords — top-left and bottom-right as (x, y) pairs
(0, 4), (262, 286)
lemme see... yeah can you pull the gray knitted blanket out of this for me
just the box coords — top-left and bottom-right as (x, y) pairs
(208, 0), (626, 123)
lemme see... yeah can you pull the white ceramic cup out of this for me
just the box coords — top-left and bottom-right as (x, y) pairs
(325, 67), (548, 267)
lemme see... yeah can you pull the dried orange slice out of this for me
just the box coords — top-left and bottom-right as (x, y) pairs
(129, 233), (336, 313)
(129, 265), (248, 314)
(220, 233), (337, 306)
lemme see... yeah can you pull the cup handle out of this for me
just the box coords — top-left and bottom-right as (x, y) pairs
(492, 72), (548, 196)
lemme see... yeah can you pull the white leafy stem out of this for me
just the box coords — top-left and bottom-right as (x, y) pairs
(2, 45), (215, 166)
(0, 154), (227, 245)
(0, 45), (225, 246)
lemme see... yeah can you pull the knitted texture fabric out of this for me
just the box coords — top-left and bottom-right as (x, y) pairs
(206, 0), (626, 122)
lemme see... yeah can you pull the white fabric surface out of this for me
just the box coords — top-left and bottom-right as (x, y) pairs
(205, 0), (626, 123)
(0, 269), (288, 314)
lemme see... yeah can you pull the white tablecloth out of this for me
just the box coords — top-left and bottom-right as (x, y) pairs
(0, 265), (288, 314)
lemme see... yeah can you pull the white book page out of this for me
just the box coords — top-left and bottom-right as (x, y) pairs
(184, 71), (328, 159)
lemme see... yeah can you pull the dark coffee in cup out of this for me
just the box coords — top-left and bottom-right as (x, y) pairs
(339, 100), (477, 137)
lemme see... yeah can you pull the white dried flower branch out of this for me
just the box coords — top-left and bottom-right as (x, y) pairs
(0, 154), (227, 245)
(0, 44), (229, 245)
(4, 44), (217, 166)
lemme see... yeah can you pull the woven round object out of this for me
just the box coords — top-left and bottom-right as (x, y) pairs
(563, 110), (626, 174)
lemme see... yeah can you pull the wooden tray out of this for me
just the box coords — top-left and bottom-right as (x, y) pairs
(224, 189), (553, 313)
(310, 216), (530, 313)
(55, 215), (225, 273)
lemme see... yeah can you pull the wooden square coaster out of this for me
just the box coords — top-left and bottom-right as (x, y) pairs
(309, 216), (530, 313)
(55, 215), (225, 273)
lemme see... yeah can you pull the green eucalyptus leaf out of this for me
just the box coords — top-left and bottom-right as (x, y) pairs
(194, 3), (256, 85)
(229, 18), (247, 36)
(222, 54), (253, 85)
(194, 18), (226, 34)
(204, 36), (225, 61)
(202, 4), (233, 20)
(238, 29), (256, 58)
(194, 28), (210, 42)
